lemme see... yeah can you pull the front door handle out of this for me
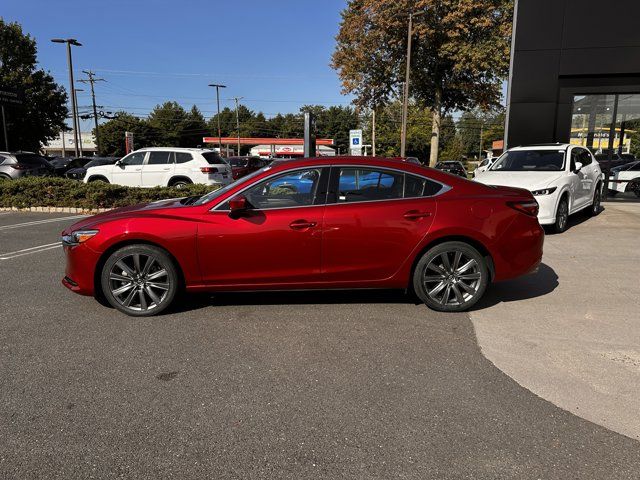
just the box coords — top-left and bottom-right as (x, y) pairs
(289, 219), (317, 230)
(404, 210), (432, 220)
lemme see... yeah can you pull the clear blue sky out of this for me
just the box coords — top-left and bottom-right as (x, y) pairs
(4, 0), (353, 130)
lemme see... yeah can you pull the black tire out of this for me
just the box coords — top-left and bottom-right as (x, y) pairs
(628, 179), (640, 198)
(170, 179), (192, 189)
(413, 241), (489, 313)
(88, 176), (109, 183)
(0, 174), (10, 181)
(607, 190), (618, 197)
(553, 196), (569, 233)
(588, 183), (602, 217)
(100, 244), (179, 317)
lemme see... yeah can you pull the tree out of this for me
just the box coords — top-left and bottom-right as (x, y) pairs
(147, 101), (187, 146)
(332, 0), (512, 166)
(0, 20), (67, 152)
(180, 105), (208, 147)
(95, 112), (154, 157)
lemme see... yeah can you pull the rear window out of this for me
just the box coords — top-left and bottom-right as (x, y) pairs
(14, 154), (49, 165)
(202, 152), (228, 165)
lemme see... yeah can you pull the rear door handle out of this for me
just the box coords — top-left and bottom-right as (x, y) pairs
(289, 220), (317, 230)
(404, 210), (432, 220)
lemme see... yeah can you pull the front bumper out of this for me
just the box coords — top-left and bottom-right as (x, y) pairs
(62, 243), (102, 296)
(533, 193), (559, 225)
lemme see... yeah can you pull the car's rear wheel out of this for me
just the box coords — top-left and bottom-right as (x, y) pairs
(170, 179), (192, 189)
(88, 176), (109, 183)
(100, 244), (179, 317)
(553, 196), (569, 233)
(629, 179), (640, 198)
(413, 241), (489, 312)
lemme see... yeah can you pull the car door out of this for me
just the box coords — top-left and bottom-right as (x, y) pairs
(568, 148), (590, 209)
(111, 151), (146, 186)
(142, 151), (175, 187)
(321, 166), (439, 283)
(196, 167), (329, 286)
(579, 149), (600, 199)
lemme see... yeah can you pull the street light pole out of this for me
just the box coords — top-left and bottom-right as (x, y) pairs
(232, 96), (244, 156)
(51, 38), (82, 156)
(400, 13), (414, 158)
(74, 88), (84, 156)
(208, 83), (226, 153)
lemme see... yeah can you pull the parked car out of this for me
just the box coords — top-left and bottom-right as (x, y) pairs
(0, 151), (53, 180)
(49, 156), (95, 177)
(65, 157), (120, 180)
(473, 157), (498, 177)
(475, 144), (603, 233)
(435, 161), (467, 178)
(227, 156), (268, 180)
(62, 157), (544, 317)
(83, 148), (233, 188)
(608, 160), (640, 197)
(594, 152), (629, 172)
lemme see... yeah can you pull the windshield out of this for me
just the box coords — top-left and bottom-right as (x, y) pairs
(193, 166), (270, 206)
(228, 157), (249, 167)
(202, 151), (229, 165)
(490, 150), (565, 171)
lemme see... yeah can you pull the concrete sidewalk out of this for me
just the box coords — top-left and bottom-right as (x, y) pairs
(471, 203), (640, 440)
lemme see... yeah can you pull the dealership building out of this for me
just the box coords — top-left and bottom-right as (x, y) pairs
(506, 0), (640, 160)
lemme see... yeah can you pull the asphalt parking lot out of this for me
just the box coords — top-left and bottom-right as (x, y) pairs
(1, 211), (640, 479)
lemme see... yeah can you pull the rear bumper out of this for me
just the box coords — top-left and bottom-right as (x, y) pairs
(62, 243), (101, 296)
(491, 214), (545, 282)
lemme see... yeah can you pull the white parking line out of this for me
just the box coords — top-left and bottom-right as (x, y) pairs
(0, 242), (62, 260)
(0, 215), (86, 231)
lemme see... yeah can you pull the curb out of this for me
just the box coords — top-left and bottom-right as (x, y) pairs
(0, 206), (112, 215)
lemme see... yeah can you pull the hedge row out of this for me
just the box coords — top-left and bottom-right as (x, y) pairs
(0, 177), (220, 209)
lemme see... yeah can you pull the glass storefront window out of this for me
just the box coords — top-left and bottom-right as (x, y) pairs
(572, 93), (640, 200)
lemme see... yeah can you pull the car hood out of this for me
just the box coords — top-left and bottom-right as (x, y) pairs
(475, 171), (564, 191)
(63, 197), (185, 234)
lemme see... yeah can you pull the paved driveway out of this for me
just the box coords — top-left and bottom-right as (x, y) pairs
(472, 203), (640, 440)
(0, 211), (639, 479)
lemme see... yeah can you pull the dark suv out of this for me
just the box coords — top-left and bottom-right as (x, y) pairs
(0, 152), (53, 180)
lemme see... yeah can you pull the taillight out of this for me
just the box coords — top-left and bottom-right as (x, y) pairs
(507, 200), (539, 217)
(10, 164), (30, 170)
(200, 166), (219, 174)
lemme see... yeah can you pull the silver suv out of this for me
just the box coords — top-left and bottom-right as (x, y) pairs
(0, 152), (53, 180)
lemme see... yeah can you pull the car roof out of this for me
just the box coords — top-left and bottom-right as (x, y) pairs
(509, 143), (572, 151)
(134, 147), (218, 153)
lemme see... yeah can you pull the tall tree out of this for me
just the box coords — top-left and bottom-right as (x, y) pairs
(332, 0), (512, 166)
(95, 112), (154, 157)
(0, 20), (67, 152)
(180, 105), (207, 147)
(147, 101), (187, 146)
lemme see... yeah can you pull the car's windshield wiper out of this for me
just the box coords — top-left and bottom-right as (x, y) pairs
(180, 195), (202, 206)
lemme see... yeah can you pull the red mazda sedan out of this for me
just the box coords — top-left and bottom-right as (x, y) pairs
(62, 157), (544, 317)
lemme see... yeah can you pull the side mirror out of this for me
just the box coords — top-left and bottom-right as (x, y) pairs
(229, 194), (248, 215)
(115, 159), (123, 166)
(574, 161), (583, 173)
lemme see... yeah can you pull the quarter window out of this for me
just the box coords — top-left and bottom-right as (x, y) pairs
(147, 151), (173, 165)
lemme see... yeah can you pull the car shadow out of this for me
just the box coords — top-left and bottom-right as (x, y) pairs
(543, 207), (602, 235)
(470, 263), (559, 311)
(168, 288), (419, 314)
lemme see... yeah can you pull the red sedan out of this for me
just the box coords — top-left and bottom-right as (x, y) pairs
(61, 157), (544, 317)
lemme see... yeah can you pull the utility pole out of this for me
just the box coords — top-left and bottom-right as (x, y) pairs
(371, 108), (376, 157)
(232, 96), (244, 156)
(51, 38), (82, 156)
(208, 83), (226, 153)
(74, 88), (84, 156)
(79, 70), (105, 154)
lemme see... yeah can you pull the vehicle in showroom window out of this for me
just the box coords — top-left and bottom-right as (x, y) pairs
(608, 160), (640, 197)
(474, 144), (604, 233)
(62, 157), (544, 317)
(83, 147), (233, 188)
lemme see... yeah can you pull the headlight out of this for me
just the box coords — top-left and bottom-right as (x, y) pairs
(530, 187), (558, 196)
(61, 229), (99, 246)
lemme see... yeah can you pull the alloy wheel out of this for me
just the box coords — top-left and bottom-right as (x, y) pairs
(422, 250), (482, 307)
(593, 189), (601, 214)
(108, 253), (170, 312)
(557, 201), (568, 231)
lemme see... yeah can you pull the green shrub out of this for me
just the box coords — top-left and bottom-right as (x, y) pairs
(0, 177), (219, 209)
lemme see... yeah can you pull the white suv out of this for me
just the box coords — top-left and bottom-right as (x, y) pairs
(475, 144), (604, 233)
(84, 147), (233, 188)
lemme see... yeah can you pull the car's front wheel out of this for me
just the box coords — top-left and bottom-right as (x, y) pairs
(100, 244), (179, 317)
(553, 196), (569, 233)
(413, 241), (489, 312)
(588, 184), (602, 217)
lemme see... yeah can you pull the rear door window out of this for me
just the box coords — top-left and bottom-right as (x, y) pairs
(147, 151), (173, 165)
(337, 168), (404, 202)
